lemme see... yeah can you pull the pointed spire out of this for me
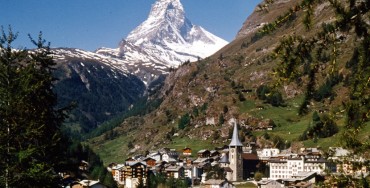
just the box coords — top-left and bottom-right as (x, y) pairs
(229, 123), (243, 147)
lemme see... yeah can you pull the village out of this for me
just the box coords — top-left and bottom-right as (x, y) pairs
(68, 124), (369, 188)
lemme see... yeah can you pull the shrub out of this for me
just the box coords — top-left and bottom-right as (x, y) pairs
(178, 113), (190, 130)
(299, 112), (339, 141)
(256, 85), (285, 106)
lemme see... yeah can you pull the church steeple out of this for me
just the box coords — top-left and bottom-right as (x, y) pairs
(229, 123), (243, 147)
(228, 122), (243, 181)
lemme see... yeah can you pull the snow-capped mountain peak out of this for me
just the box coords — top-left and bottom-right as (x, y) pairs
(125, 0), (228, 66)
(126, 0), (186, 46)
(148, 0), (184, 22)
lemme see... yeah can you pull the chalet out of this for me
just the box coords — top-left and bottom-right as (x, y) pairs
(148, 151), (162, 161)
(185, 158), (193, 166)
(162, 150), (179, 163)
(193, 157), (211, 165)
(143, 157), (157, 168)
(122, 162), (148, 188)
(183, 147), (192, 156)
(198, 149), (211, 158)
(165, 165), (185, 179)
(184, 165), (193, 179)
(111, 164), (125, 184)
(154, 161), (168, 173)
(79, 160), (89, 171)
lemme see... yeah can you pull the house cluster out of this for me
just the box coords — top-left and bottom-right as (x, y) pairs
(256, 147), (369, 188)
(108, 124), (254, 188)
(105, 124), (368, 188)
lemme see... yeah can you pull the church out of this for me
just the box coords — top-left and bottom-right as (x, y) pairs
(219, 123), (244, 181)
(219, 123), (260, 181)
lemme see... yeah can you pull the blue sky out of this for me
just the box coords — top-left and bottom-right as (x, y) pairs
(0, 0), (261, 51)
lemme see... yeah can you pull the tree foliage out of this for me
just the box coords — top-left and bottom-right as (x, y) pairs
(299, 111), (339, 141)
(64, 142), (117, 188)
(178, 113), (190, 130)
(256, 84), (285, 107)
(0, 27), (66, 187)
(272, 0), (370, 152)
(205, 165), (225, 180)
(254, 172), (263, 181)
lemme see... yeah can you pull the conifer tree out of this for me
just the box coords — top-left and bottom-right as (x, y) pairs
(0, 27), (66, 187)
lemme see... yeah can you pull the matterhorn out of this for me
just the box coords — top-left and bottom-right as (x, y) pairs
(96, 0), (228, 83)
(53, 0), (228, 89)
(125, 0), (228, 66)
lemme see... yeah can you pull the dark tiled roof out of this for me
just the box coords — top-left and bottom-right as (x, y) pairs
(223, 167), (233, 172)
(242, 153), (259, 160)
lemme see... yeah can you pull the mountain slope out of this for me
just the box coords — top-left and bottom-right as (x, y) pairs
(52, 48), (146, 133)
(88, 0), (370, 164)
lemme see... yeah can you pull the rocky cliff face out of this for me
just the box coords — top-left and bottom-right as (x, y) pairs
(236, 0), (297, 39)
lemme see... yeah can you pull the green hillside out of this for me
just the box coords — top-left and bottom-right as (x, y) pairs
(87, 0), (370, 164)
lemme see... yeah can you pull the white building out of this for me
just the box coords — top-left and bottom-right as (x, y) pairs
(257, 148), (280, 161)
(268, 149), (326, 180)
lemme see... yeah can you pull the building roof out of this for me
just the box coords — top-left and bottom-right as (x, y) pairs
(229, 123), (243, 147)
(223, 167), (233, 172)
(203, 179), (231, 185)
(257, 179), (281, 185)
(165, 165), (183, 172)
(294, 182), (312, 188)
(219, 154), (229, 163)
(197, 149), (210, 154)
(143, 157), (156, 161)
(78, 180), (101, 186)
(193, 157), (209, 163)
(125, 161), (147, 167)
(242, 153), (259, 160)
(112, 164), (125, 170)
(305, 158), (327, 163)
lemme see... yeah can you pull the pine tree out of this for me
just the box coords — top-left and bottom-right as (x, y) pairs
(273, 0), (370, 151)
(0, 27), (66, 187)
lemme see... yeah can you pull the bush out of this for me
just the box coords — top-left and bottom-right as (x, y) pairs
(254, 172), (263, 181)
(299, 112), (339, 141)
(178, 113), (190, 130)
(256, 85), (270, 100)
(256, 85), (285, 106)
(267, 92), (284, 107)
